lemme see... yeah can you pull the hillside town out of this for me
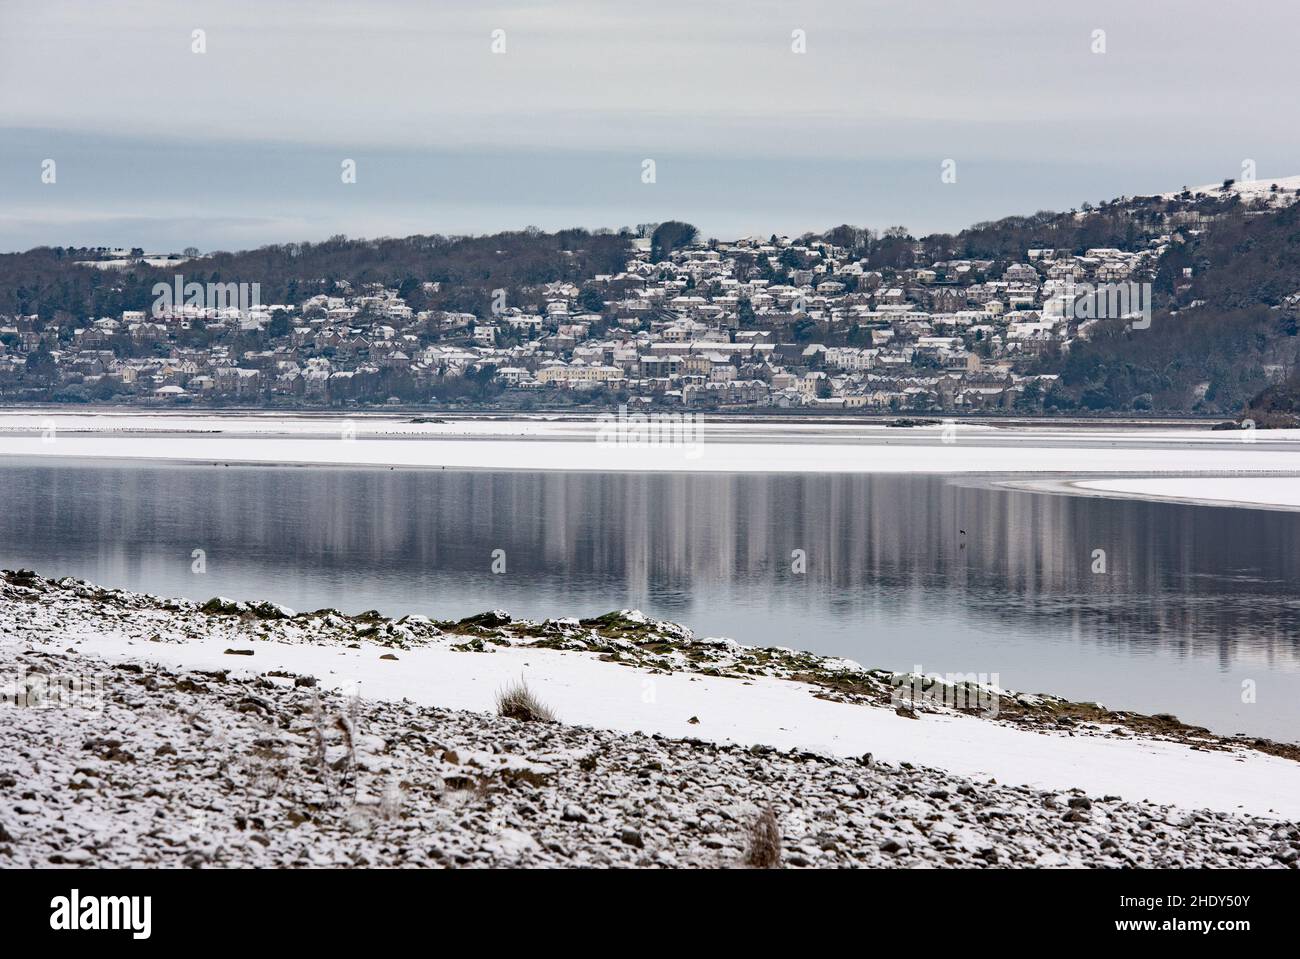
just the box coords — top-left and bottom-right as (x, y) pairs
(0, 225), (1194, 413)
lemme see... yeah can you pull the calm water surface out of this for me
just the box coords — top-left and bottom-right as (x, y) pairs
(2, 460), (1298, 739)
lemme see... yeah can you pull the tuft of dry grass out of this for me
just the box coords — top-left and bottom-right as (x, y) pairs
(495, 678), (557, 723)
(744, 807), (782, 869)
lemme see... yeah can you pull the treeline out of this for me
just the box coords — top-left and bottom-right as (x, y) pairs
(0, 228), (632, 321)
(0, 247), (149, 324)
(1156, 201), (1300, 312)
(820, 192), (1300, 414)
(1048, 202), (1300, 413)
(1245, 372), (1300, 427)
(821, 193), (1243, 268)
(1045, 305), (1286, 413)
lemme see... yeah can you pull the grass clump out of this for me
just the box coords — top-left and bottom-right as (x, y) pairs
(495, 678), (557, 723)
(744, 807), (782, 868)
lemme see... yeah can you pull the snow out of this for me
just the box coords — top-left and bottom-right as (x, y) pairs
(2, 409), (1298, 443)
(4, 414), (1299, 821)
(0, 410), (978, 438)
(3, 415), (1300, 475)
(1072, 477), (1300, 511)
(1157, 175), (1300, 203)
(77, 629), (1300, 820)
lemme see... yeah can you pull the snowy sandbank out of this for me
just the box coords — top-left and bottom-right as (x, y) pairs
(1070, 477), (1300, 512)
(3, 425), (1300, 475)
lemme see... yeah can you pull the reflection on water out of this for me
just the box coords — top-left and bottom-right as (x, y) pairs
(2, 460), (1298, 739)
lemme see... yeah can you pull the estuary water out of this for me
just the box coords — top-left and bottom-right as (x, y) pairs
(1, 458), (1298, 738)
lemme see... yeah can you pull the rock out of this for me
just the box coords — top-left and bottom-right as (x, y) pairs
(223, 648), (255, 656)
(50, 848), (92, 864)
(619, 828), (644, 848)
(344, 810), (371, 832)
(379, 653), (399, 661)
(491, 828), (539, 857)
(82, 738), (133, 763)
(456, 610), (513, 629)
(1067, 796), (1092, 810)
(561, 803), (589, 823)
(201, 597), (242, 615)
(237, 694), (274, 714)
(249, 601), (294, 620)
(879, 839), (906, 854)
(687, 716), (700, 725)
(1035, 851), (1072, 867)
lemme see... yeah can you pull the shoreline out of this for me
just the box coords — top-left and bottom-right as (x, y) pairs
(3, 415), (1300, 512)
(1047, 477), (1300, 513)
(0, 405), (1245, 426)
(996, 477), (1300, 514)
(3, 408), (1295, 439)
(5, 568), (1299, 824)
(5, 435), (1300, 482)
(9, 642), (1295, 868)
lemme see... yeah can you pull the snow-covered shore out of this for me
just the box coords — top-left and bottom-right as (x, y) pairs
(998, 476), (1300, 513)
(0, 410), (1264, 440)
(8, 642), (1299, 868)
(5, 570), (1299, 827)
(1070, 477), (1300, 512)
(2, 411), (1300, 483)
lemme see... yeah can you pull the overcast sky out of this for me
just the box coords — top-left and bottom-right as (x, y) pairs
(1, 0), (1297, 252)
